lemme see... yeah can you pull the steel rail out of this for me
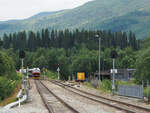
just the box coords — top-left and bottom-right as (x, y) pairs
(35, 80), (54, 113)
(39, 80), (80, 113)
(50, 80), (148, 113)
(65, 81), (150, 112)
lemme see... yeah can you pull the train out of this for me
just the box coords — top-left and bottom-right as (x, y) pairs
(75, 72), (88, 82)
(32, 68), (40, 79)
(28, 68), (41, 79)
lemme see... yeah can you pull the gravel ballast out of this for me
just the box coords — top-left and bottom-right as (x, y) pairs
(0, 80), (48, 113)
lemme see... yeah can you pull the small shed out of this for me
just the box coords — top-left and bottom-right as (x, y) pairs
(93, 69), (135, 81)
(94, 70), (111, 81)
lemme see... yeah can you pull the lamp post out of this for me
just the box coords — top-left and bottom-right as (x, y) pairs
(95, 35), (101, 81)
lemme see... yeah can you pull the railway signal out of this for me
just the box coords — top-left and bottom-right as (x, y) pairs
(57, 67), (60, 80)
(110, 50), (117, 59)
(19, 50), (25, 59)
(19, 50), (25, 70)
(110, 50), (117, 95)
(27, 63), (30, 67)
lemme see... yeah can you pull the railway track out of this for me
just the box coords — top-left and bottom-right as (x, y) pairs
(50, 80), (150, 113)
(35, 80), (79, 113)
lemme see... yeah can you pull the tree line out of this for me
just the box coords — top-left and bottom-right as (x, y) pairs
(0, 28), (143, 82)
(0, 29), (140, 51)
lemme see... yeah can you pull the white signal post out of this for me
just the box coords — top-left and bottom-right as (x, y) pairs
(110, 50), (117, 95)
(57, 67), (60, 80)
(21, 58), (24, 70)
(112, 58), (116, 95)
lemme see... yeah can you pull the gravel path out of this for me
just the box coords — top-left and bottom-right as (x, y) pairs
(0, 80), (48, 113)
(43, 80), (124, 113)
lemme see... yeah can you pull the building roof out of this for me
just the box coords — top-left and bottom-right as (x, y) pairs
(94, 69), (136, 76)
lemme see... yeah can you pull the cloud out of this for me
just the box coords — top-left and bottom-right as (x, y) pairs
(0, 0), (91, 21)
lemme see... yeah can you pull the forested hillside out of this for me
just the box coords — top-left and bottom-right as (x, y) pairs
(0, 0), (150, 39)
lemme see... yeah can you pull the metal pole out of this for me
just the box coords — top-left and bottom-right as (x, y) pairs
(22, 78), (24, 94)
(112, 58), (115, 95)
(21, 59), (24, 69)
(58, 71), (60, 80)
(99, 37), (101, 81)
(18, 98), (20, 107)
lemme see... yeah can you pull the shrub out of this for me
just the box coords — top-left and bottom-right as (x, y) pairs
(143, 86), (150, 101)
(0, 77), (18, 102)
(0, 51), (20, 102)
(98, 79), (112, 92)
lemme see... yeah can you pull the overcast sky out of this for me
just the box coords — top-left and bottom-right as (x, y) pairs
(0, 0), (91, 21)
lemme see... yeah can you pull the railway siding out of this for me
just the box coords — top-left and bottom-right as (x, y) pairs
(42, 80), (124, 113)
(51, 80), (150, 113)
(36, 80), (80, 113)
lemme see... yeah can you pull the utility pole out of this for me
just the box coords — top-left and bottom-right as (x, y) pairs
(95, 35), (101, 81)
(99, 37), (101, 81)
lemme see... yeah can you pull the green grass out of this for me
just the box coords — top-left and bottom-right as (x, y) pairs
(97, 80), (112, 93)
(84, 82), (93, 88)
(84, 79), (137, 94)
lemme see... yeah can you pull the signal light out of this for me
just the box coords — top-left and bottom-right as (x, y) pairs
(19, 50), (25, 59)
(110, 50), (117, 59)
